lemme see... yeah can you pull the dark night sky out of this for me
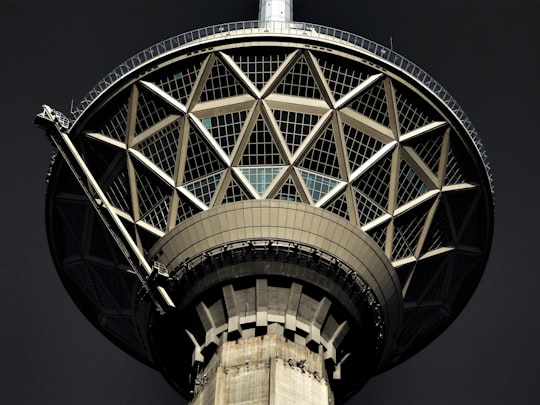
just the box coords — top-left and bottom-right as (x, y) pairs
(1, 0), (539, 403)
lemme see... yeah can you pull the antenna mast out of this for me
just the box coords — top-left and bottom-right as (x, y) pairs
(259, 0), (293, 22)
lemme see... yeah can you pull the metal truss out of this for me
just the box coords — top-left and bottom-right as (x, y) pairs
(45, 44), (489, 354)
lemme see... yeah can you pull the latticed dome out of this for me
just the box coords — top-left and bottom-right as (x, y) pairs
(43, 23), (493, 401)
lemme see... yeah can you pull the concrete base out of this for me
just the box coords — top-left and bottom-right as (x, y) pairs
(191, 334), (334, 405)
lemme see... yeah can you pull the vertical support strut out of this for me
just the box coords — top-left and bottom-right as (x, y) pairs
(35, 105), (175, 314)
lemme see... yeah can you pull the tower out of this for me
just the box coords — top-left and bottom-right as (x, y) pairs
(35, 0), (494, 403)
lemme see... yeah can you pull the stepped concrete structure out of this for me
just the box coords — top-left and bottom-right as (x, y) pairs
(35, 1), (494, 403)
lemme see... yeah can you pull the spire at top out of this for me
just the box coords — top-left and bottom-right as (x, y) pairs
(259, 0), (293, 22)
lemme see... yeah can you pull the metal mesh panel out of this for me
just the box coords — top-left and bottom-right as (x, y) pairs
(230, 51), (289, 89)
(397, 159), (429, 207)
(394, 84), (438, 134)
(444, 142), (469, 186)
(135, 90), (170, 135)
(176, 193), (202, 225)
(201, 110), (249, 157)
(200, 58), (247, 102)
(366, 224), (387, 252)
(343, 123), (384, 172)
(392, 209), (429, 261)
(422, 203), (453, 253)
(349, 80), (390, 127)
(222, 178), (251, 205)
(299, 169), (339, 203)
(156, 59), (203, 105)
(239, 117), (283, 165)
(354, 189), (387, 226)
(137, 120), (181, 177)
(92, 99), (129, 142)
(240, 167), (282, 195)
(325, 193), (350, 220)
(136, 169), (170, 219)
(105, 169), (131, 212)
(299, 126), (341, 179)
(274, 177), (302, 202)
(408, 132), (443, 177)
(273, 110), (320, 155)
(274, 55), (322, 99)
(140, 195), (171, 232)
(184, 172), (223, 205)
(353, 154), (392, 210)
(183, 125), (226, 183)
(316, 53), (371, 100)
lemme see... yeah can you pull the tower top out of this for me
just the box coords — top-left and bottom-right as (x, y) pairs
(259, 0), (293, 22)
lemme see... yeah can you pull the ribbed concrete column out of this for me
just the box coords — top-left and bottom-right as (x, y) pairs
(191, 334), (334, 405)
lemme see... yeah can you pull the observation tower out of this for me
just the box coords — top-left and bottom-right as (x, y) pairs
(35, 1), (494, 403)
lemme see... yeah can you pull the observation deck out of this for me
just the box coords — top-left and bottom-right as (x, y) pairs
(38, 13), (494, 404)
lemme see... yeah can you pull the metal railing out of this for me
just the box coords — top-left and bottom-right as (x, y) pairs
(70, 20), (493, 193)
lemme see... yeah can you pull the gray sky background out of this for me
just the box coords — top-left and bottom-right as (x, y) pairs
(1, 0), (539, 403)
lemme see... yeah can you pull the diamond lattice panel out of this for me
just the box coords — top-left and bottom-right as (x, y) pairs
(221, 178), (251, 205)
(354, 189), (387, 226)
(182, 123), (227, 183)
(299, 169), (339, 203)
(394, 83), (439, 135)
(342, 123), (385, 173)
(324, 193), (350, 221)
(396, 158), (429, 207)
(135, 165), (172, 224)
(87, 91), (130, 142)
(135, 88), (173, 135)
(240, 167), (283, 195)
(273, 110), (321, 155)
(421, 202), (453, 254)
(273, 177), (302, 202)
(391, 208), (429, 261)
(200, 110), (250, 158)
(299, 125), (341, 179)
(199, 58), (247, 103)
(155, 58), (204, 105)
(136, 119), (182, 178)
(238, 116), (284, 166)
(274, 54), (323, 99)
(315, 52), (373, 100)
(229, 50), (290, 90)
(105, 167), (131, 213)
(405, 130), (444, 177)
(348, 80), (390, 127)
(176, 191), (203, 225)
(184, 172), (224, 206)
(353, 154), (393, 211)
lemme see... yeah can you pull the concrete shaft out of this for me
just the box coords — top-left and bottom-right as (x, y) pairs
(191, 334), (333, 405)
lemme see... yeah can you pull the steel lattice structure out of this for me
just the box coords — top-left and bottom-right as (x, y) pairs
(36, 7), (493, 404)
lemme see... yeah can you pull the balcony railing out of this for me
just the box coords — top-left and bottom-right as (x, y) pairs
(69, 20), (492, 193)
